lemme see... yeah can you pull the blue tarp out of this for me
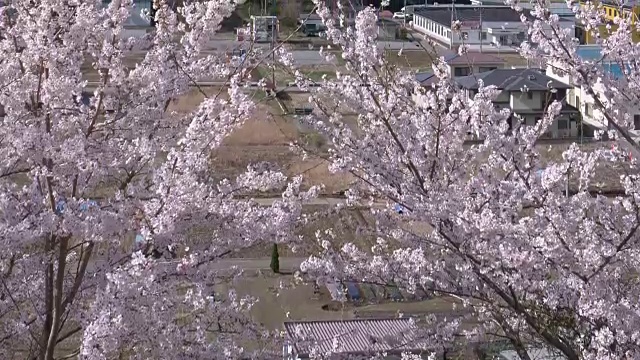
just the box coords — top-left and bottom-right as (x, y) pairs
(135, 234), (145, 246)
(55, 198), (97, 214)
(345, 282), (361, 301)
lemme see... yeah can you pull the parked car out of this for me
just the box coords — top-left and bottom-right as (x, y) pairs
(302, 23), (327, 37)
(392, 11), (406, 19)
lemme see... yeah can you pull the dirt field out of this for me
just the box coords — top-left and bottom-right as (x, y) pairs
(215, 273), (353, 330)
(386, 49), (437, 71)
(165, 87), (354, 195)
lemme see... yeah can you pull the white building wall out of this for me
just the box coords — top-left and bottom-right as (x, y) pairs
(521, 114), (578, 138)
(495, 92), (509, 102)
(510, 91), (543, 111)
(412, 15), (452, 45)
(545, 61), (640, 135)
(413, 13), (574, 48)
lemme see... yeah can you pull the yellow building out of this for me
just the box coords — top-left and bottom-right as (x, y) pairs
(576, 0), (640, 43)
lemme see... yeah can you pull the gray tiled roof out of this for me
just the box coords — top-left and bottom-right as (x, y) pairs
(455, 68), (572, 91)
(442, 51), (506, 65)
(415, 71), (436, 84)
(284, 318), (429, 356)
(414, 6), (525, 27)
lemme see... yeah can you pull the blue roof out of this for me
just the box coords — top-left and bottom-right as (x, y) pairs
(576, 46), (624, 78)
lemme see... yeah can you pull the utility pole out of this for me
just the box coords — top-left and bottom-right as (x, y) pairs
(479, 6), (483, 53)
(149, 0), (156, 27)
(271, 0), (276, 91)
(450, 0), (454, 49)
(403, 0), (407, 27)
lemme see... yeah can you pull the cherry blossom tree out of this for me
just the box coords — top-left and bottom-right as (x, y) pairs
(0, 0), (313, 359)
(292, 2), (640, 359)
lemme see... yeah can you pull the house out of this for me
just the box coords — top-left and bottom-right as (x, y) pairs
(473, 0), (575, 18)
(456, 68), (581, 138)
(415, 51), (506, 87)
(282, 318), (431, 359)
(411, 5), (574, 50)
(545, 45), (640, 138)
(443, 51), (506, 76)
(575, 0), (640, 44)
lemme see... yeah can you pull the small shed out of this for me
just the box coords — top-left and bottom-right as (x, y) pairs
(377, 18), (400, 40)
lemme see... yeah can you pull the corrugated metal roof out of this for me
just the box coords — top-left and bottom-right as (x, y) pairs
(283, 318), (430, 356)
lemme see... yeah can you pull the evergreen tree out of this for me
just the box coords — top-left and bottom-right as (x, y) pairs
(270, 243), (280, 274)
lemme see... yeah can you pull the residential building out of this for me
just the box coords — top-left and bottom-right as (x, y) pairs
(415, 51), (506, 87)
(473, 0), (575, 18)
(412, 5), (574, 50)
(444, 51), (507, 76)
(456, 68), (581, 138)
(581, 0), (640, 23)
(575, 0), (640, 43)
(403, 0), (473, 15)
(545, 45), (640, 137)
(282, 318), (430, 359)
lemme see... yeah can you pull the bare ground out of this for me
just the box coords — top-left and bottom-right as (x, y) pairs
(386, 49), (437, 71)
(214, 272), (463, 331)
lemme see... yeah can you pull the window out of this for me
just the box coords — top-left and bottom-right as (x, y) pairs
(527, 91), (534, 100)
(535, 117), (542, 125)
(479, 66), (497, 73)
(460, 32), (468, 40)
(586, 103), (593, 116)
(575, 95), (580, 107)
(552, 89), (566, 101)
(558, 119), (568, 129)
(454, 67), (472, 76)
(634, 115), (640, 130)
(479, 31), (487, 40)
